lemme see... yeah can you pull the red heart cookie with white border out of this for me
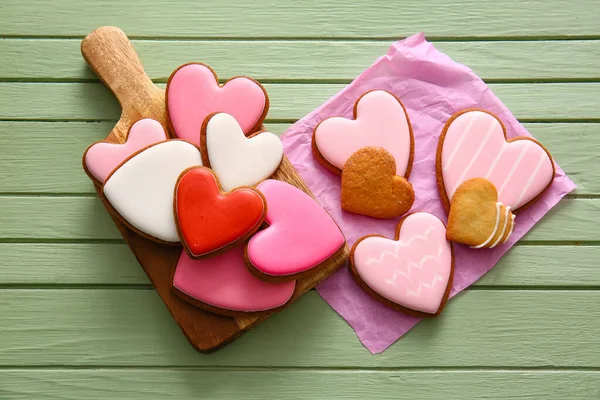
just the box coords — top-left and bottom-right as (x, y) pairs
(350, 212), (454, 317)
(175, 167), (266, 258)
(437, 109), (555, 212)
(167, 63), (268, 145)
(313, 90), (414, 176)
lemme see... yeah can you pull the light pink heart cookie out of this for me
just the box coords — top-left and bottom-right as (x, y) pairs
(437, 109), (555, 212)
(312, 90), (414, 177)
(350, 212), (454, 317)
(166, 63), (268, 145)
(83, 118), (167, 183)
(172, 246), (295, 315)
(245, 180), (346, 282)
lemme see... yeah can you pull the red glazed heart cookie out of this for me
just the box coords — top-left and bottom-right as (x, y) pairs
(175, 167), (266, 258)
(167, 63), (268, 145)
(447, 178), (515, 248)
(313, 90), (414, 177)
(350, 212), (454, 317)
(437, 109), (555, 213)
(341, 147), (414, 219)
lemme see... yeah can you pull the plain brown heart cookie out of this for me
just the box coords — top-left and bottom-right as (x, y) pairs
(341, 147), (414, 219)
(447, 177), (515, 248)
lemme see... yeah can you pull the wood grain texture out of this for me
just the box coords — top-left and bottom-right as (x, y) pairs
(0, 290), (598, 367)
(2, 244), (600, 287)
(1, 82), (599, 121)
(2, 0), (598, 38)
(2, 39), (599, 81)
(1, 370), (598, 400)
(1, 122), (595, 194)
(0, 197), (595, 241)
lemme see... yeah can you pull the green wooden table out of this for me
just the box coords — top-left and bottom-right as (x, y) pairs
(1, 1), (599, 398)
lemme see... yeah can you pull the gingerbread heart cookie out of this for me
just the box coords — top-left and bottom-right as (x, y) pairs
(447, 178), (515, 248)
(350, 212), (454, 317)
(167, 62), (269, 146)
(175, 167), (267, 258)
(312, 90), (414, 177)
(437, 109), (555, 213)
(341, 147), (414, 219)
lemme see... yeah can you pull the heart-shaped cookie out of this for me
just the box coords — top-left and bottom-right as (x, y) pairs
(201, 113), (283, 192)
(175, 167), (266, 258)
(350, 212), (454, 317)
(245, 180), (346, 282)
(447, 178), (515, 248)
(172, 247), (296, 316)
(437, 109), (555, 212)
(341, 147), (414, 219)
(84, 118), (167, 183)
(103, 140), (203, 243)
(313, 90), (414, 176)
(166, 63), (268, 145)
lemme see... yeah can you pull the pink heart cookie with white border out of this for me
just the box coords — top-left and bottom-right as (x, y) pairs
(245, 180), (346, 282)
(350, 212), (454, 317)
(166, 63), (268, 146)
(83, 118), (167, 183)
(312, 90), (414, 177)
(437, 109), (555, 212)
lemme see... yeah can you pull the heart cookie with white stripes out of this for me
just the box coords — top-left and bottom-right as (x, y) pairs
(349, 212), (454, 317)
(437, 109), (555, 213)
(447, 178), (515, 249)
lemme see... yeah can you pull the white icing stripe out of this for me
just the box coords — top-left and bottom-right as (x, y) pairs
(489, 206), (511, 248)
(497, 143), (529, 200)
(472, 202), (502, 249)
(502, 215), (516, 244)
(451, 117), (496, 195)
(444, 113), (478, 170)
(514, 150), (548, 208)
(484, 145), (507, 179)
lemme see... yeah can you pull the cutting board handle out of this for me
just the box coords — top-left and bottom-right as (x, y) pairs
(81, 26), (160, 113)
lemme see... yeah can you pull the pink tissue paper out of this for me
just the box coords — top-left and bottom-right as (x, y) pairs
(280, 33), (576, 354)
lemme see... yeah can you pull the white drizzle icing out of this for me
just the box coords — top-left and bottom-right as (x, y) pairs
(502, 214), (516, 244)
(489, 206), (511, 248)
(472, 202), (502, 249)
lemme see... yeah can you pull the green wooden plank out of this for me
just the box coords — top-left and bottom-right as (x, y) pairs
(0, 83), (599, 121)
(1, 243), (598, 287)
(1, 0), (598, 38)
(0, 198), (589, 241)
(1, 370), (598, 400)
(2, 39), (599, 81)
(0, 290), (598, 367)
(0, 121), (594, 194)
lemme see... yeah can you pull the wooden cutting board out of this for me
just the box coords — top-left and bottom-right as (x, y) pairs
(81, 26), (349, 352)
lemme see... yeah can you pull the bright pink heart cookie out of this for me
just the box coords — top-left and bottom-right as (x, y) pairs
(245, 180), (346, 282)
(312, 90), (414, 177)
(166, 63), (268, 145)
(437, 109), (555, 212)
(173, 246), (296, 315)
(83, 118), (167, 183)
(350, 212), (454, 317)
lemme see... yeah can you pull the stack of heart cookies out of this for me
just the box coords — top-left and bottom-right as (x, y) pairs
(83, 63), (346, 316)
(313, 93), (556, 318)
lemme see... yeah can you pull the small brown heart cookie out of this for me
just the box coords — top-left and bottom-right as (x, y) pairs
(447, 178), (515, 248)
(341, 147), (415, 219)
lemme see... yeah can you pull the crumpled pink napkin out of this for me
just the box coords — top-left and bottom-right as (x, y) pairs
(281, 33), (576, 354)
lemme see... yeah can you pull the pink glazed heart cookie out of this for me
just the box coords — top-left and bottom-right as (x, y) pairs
(172, 246), (296, 317)
(312, 90), (414, 177)
(437, 109), (555, 213)
(166, 63), (269, 146)
(245, 180), (346, 282)
(350, 212), (454, 318)
(83, 118), (167, 183)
